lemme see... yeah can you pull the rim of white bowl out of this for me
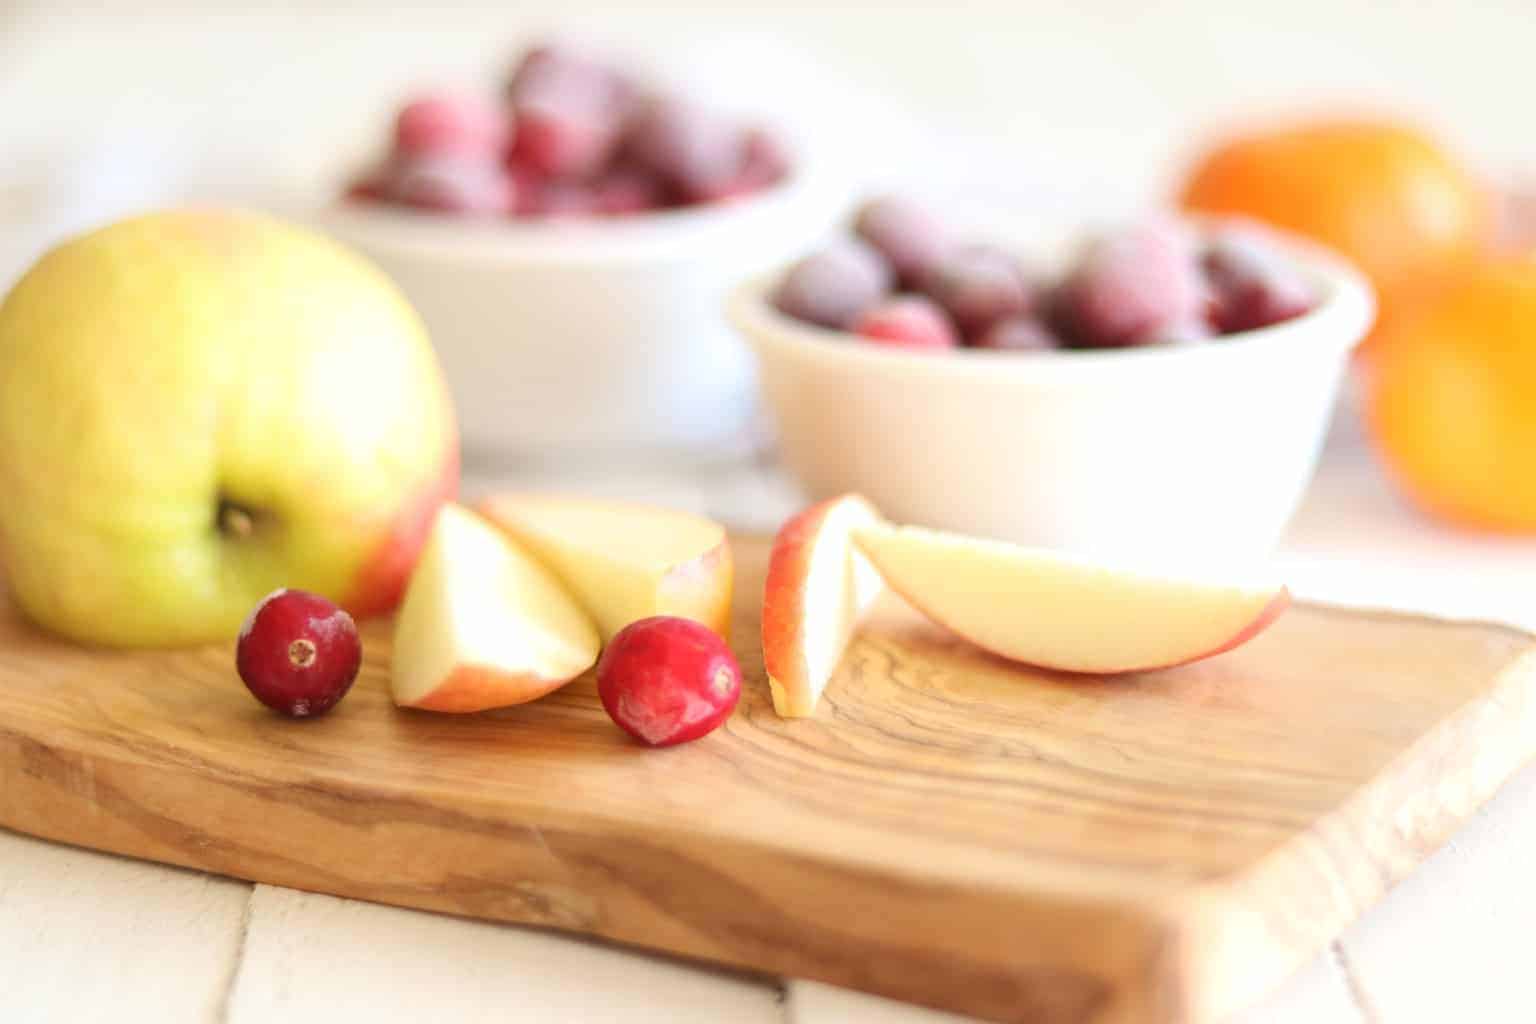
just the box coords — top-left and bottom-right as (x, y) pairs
(728, 225), (1377, 383)
(309, 149), (849, 267)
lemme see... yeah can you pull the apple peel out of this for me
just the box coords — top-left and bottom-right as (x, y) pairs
(761, 495), (886, 718)
(852, 522), (1289, 674)
(391, 503), (599, 713)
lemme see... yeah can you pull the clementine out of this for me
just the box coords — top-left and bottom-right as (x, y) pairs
(1367, 258), (1536, 531)
(1180, 119), (1490, 350)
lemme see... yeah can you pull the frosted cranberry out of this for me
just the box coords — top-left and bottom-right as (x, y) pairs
(508, 44), (586, 99)
(686, 129), (790, 204)
(971, 315), (1059, 351)
(1054, 222), (1207, 348)
(593, 167), (665, 215)
(772, 240), (893, 329)
(853, 297), (960, 350)
(921, 245), (1035, 338)
(508, 43), (634, 114)
(394, 94), (509, 160)
(391, 158), (517, 215)
(510, 100), (623, 180)
(501, 160), (545, 216)
(688, 178), (755, 205)
(1495, 184), (1536, 253)
(1153, 317), (1218, 345)
(526, 180), (602, 218)
(345, 174), (392, 203)
(626, 98), (743, 199)
(854, 196), (953, 288)
(236, 589), (362, 719)
(740, 129), (790, 187)
(1203, 230), (1316, 333)
(597, 616), (741, 747)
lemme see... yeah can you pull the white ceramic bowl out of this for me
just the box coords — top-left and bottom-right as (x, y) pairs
(314, 166), (848, 464)
(731, 231), (1375, 561)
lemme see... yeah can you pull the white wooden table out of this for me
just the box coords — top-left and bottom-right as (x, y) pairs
(4, 439), (1535, 1024)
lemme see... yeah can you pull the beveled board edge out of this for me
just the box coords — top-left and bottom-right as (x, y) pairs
(3, 599), (1535, 1024)
(1176, 628), (1536, 1023)
(0, 717), (1178, 1024)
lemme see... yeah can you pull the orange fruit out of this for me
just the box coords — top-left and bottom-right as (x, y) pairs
(1180, 119), (1491, 346)
(1366, 258), (1536, 531)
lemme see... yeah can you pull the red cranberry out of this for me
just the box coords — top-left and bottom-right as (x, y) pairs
(854, 196), (954, 288)
(772, 239), (894, 329)
(971, 315), (1059, 351)
(854, 296), (960, 350)
(1054, 222), (1207, 348)
(1202, 229), (1316, 333)
(394, 94), (509, 160)
(236, 589), (362, 719)
(921, 245), (1036, 339)
(597, 616), (741, 747)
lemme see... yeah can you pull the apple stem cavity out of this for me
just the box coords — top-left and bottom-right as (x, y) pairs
(218, 499), (258, 540)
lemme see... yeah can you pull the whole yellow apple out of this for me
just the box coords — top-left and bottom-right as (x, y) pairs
(0, 208), (458, 646)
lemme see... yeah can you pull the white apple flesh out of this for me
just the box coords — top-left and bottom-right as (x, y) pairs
(478, 495), (733, 641)
(392, 504), (599, 712)
(761, 495), (885, 717)
(853, 523), (1289, 674)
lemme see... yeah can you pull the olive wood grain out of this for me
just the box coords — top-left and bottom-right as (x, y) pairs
(2, 537), (1533, 1023)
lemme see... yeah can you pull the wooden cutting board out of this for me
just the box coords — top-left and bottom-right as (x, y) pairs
(2, 535), (1534, 1024)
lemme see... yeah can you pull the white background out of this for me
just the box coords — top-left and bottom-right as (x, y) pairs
(5, 3), (1536, 1022)
(4, 0), (1535, 281)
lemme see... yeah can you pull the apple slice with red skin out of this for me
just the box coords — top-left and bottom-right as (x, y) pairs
(761, 495), (885, 717)
(853, 523), (1289, 674)
(391, 503), (599, 712)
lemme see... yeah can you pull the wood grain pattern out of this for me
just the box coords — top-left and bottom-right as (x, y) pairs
(1, 536), (1533, 1024)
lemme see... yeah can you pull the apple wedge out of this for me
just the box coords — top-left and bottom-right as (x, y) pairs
(853, 523), (1288, 674)
(762, 495), (885, 717)
(392, 503), (599, 712)
(477, 495), (732, 641)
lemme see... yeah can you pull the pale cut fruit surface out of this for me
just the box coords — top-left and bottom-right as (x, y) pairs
(391, 504), (598, 709)
(479, 495), (730, 640)
(853, 523), (1286, 674)
(762, 496), (884, 717)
